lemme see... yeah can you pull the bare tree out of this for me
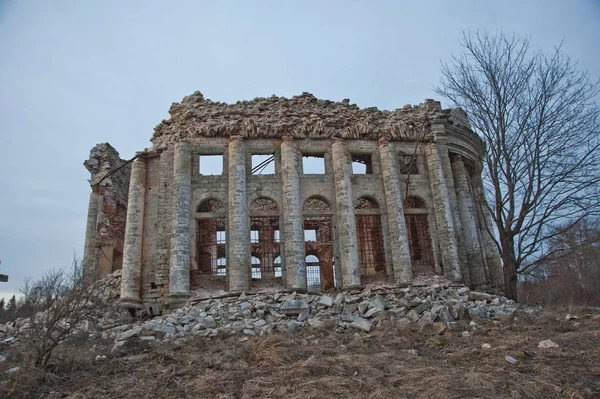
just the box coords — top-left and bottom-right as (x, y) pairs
(19, 259), (105, 368)
(436, 30), (600, 300)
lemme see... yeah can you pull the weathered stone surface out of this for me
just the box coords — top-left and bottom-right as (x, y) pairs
(538, 339), (559, 349)
(280, 300), (310, 316)
(425, 140), (462, 282)
(151, 92), (446, 145)
(83, 144), (131, 279)
(318, 296), (334, 307)
(349, 317), (373, 332)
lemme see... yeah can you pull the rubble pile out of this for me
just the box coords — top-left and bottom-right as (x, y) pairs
(0, 270), (520, 352)
(108, 283), (518, 349)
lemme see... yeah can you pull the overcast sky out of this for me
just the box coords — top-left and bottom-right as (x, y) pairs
(0, 0), (598, 299)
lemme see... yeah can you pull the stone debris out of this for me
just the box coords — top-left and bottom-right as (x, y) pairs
(505, 355), (518, 365)
(103, 285), (517, 346)
(538, 339), (559, 349)
(0, 270), (521, 350)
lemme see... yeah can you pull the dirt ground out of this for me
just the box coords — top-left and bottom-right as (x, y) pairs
(1, 308), (599, 399)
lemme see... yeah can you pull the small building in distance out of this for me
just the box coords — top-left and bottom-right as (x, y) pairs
(82, 91), (502, 311)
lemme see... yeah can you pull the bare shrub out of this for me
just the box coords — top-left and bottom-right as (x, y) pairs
(18, 259), (106, 368)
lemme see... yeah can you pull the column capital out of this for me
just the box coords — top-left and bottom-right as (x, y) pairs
(174, 140), (191, 149)
(378, 136), (391, 147)
(332, 137), (346, 145)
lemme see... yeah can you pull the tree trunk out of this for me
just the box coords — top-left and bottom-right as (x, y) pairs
(500, 235), (518, 301)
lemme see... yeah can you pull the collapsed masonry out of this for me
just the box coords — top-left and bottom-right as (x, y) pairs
(82, 91), (503, 311)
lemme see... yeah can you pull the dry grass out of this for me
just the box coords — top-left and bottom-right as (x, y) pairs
(1, 308), (599, 399)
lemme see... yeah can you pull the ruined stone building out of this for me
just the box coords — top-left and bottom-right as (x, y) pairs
(82, 91), (503, 310)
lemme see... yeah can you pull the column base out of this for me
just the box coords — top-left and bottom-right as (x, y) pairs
(341, 285), (363, 291)
(394, 280), (412, 288)
(120, 297), (143, 309)
(288, 286), (308, 294)
(167, 293), (191, 309)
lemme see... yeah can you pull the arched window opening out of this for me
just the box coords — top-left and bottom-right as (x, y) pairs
(274, 256), (282, 278)
(404, 214), (434, 273)
(197, 198), (225, 213)
(354, 196), (386, 278)
(196, 218), (226, 277)
(354, 196), (379, 209)
(303, 197), (333, 290)
(250, 197), (281, 287)
(250, 197), (278, 212)
(306, 255), (321, 291)
(404, 196), (426, 209)
(303, 196), (331, 211)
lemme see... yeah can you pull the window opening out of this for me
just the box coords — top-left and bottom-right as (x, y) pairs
(199, 155), (223, 175)
(302, 154), (325, 174)
(196, 218), (226, 275)
(304, 229), (317, 241)
(351, 154), (372, 174)
(250, 216), (281, 285)
(306, 255), (321, 291)
(216, 257), (226, 276)
(356, 215), (386, 275)
(274, 230), (280, 243)
(252, 154), (275, 175)
(251, 256), (262, 279)
(251, 230), (260, 243)
(274, 256), (282, 277)
(399, 153), (418, 175)
(354, 197), (386, 277)
(303, 216), (334, 290)
(404, 215), (434, 273)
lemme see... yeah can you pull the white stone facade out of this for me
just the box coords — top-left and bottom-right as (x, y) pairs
(82, 92), (503, 309)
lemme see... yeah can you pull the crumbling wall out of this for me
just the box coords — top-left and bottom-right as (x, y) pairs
(151, 92), (444, 146)
(83, 143), (131, 278)
(100, 91), (501, 310)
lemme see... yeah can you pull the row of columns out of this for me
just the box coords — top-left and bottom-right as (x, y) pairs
(119, 134), (503, 308)
(121, 142), (193, 307)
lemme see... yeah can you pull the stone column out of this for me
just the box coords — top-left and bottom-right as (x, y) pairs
(451, 156), (487, 288)
(168, 142), (192, 306)
(82, 190), (100, 279)
(227, 137), (250, 292)
(378, 138), (412, 284)
(473, 175), (504, 289)
(120, 158), (146, 307)
(281, 138), (307, 291)
(440, 152), (471, 286)
(425, 141), (462, 281)
(332, 139), (361, 288)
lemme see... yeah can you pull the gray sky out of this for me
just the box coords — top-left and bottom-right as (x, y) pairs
(0, 0), (598, 299)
